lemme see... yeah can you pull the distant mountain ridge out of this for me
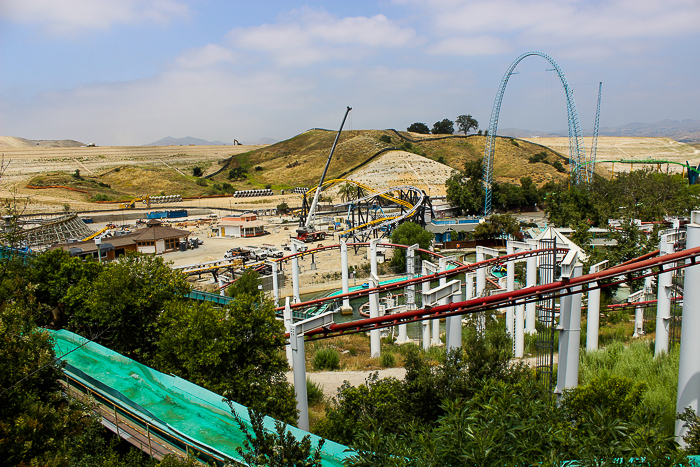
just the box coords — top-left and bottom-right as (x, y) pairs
(498, 119), (700, 143)
(144, 136), (278, 146)
(143, 136), (230, 146)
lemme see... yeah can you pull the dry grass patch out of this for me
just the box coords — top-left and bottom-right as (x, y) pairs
(306, 334), (407, 371)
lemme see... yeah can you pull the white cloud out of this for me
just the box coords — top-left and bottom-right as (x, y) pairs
(0, 0), (189, 35)
(174, 44), (239, 69)
(429, 35), (512, 56)
(393, 0), (700, 57)
(227, 9), (419, 66)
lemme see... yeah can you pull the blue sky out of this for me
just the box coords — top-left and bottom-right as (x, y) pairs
(1, 0), (698, 145)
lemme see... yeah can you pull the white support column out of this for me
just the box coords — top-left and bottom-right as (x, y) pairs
(656, 232), (677, 356)
(284, 298), (293, 367)
(290, 325), (308, 431)
(525, 253), (537, 334)
(514, 302), (525, 358)
(476, 249), (486, 297)
(439, 256), (456, 349)
(676, 211), (700, 445)
(291, 312), (334, 432)
(586, 260), (608, 351)
(271, 260), (279, 305)
(506, 243), (515, 339)
(291, 239), (303, 304)
(421, 262), (432, 351)
(447, 288), (463, 352)
(218, 276), (226, 297)
(628, 289), (645, 338)
(555, 251), (582, 396)
(340, 240), (351, 313)
(369, 239), (381, 357)
(399, 244), (419, 344)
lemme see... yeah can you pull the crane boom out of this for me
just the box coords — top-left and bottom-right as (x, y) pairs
(302, 106), (352, 231)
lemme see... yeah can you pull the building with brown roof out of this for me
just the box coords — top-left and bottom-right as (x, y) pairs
(53, 219), (189, 261)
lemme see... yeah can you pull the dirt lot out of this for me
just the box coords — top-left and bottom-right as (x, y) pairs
(523, 136), (700, 174)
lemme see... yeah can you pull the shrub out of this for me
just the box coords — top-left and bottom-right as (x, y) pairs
(379, 134), (392, 144)
(436, 155), (446, 164)
(222, 182), (233, 192)
(510, 138), (519, 147)
(91, 193), (111, 202)
(562, 375), (647, 422)
(607, 308), (630, 325)
(380, 351), (396, 368)
(192, 166), (203, 177)
(313, 348), (340, 371)
(264, 183), (272, 190)
(307, 379), (325, 406)
(255, 166), (263, 171)
(552, 161), (566, 173)
(276, 202), (289, 214)
(195, 178), (207, 187)
(678, 407), (700, 454)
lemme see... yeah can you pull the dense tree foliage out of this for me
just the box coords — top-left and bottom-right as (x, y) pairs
(431, 119), (454, 135)
(455, 114), (478, 135)
(445, 159), (485, 215)
(389, 221), (433, 272)
(70, 253), (190, 361)
(407, 122), (430, 134)
(156, 297), (297, 424)
(328, 325), (689, 467)
(472, 213), (521, 241)
(233, 408), (324, 467)
(546, 170), (700, 227)
(227, 267), (264, 298)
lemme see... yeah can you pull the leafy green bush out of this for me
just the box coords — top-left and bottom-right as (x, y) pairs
(195, 178), (207, 187)
(380, 351), (395, 368)
(91, 193), (111, 202)
(379, 134), (392, 144)
(552, 160), (566, 172)
(678, 407), (700, 455)
(607, 308), (630, 325)
(313, 348), (340, 371)
(192, 166), (203, 177)
(307, 378), (324, 406)
(562, 375), (647, 421)
(255, 166), (263, 171)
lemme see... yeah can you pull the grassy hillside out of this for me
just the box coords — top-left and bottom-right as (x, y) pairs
(24, 130), (572, 201)
(213, 129), (571, 189)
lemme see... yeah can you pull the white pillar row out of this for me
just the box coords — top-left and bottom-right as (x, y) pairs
(586, 260), (608, 351)
(340, 240), (351, 313)
(218, 276), (226, 297)
(656, 231), (678, 356)
(369, 239), (381, 358)
(291, 239), (303, 304)
(676, 211), (700, 445)
(555, 251), (582, 396)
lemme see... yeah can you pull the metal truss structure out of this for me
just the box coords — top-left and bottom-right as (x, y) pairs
(17, 213), (94, 248)
(483, 51), (589, 215)
(298, 179), (433, 243)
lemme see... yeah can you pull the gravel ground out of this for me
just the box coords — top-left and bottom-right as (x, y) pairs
(286, 368), (408, 399)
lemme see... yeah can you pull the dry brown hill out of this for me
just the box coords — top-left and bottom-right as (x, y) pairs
(213, 129), (572, 189)
(0, 136), (85, 148)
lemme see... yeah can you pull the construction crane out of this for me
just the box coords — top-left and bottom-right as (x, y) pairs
(118, 195), (151, 210)
(296, 106), (352, 243)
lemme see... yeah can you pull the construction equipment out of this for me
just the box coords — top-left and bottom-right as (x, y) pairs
(118, 195), (151, 210)
(296, 106), (351, 242)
